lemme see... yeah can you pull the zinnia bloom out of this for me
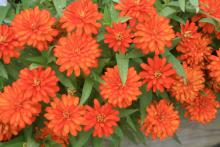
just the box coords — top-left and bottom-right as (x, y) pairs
(60, 0), (102, 35)
(0, 83), (41, 129)
(170, 65), (205, 103)
(0, 121), (19, 141)
(140, 56), (176, 92)
(12, 6), (58, 51)
(176, 35), (212, 67)
(54, 33), (101, 77)
(17, 67), (59, 103)
(185, 88), (219, 124)
(134, 14), (175, 55)
(115, 0), (156, 22)
(84, 99), (120, 138)
(199, 0), (220, 19)
(141, 99), (180, 140)
(0, 25), (23, 64)
(207, 49), (220, 83)
(45, 94), (85, 137)
(104, 22), (133, 54)
(100, 66), (142, 108)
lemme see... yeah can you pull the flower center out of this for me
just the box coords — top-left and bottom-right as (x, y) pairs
(33, 79), (41, 86)
(63, 111), (70, 119)
(183, 31), (192, 38)
(96, 114), (105, 122)
(79, 11), (85, 17)
(74, 48), (80, 54)
(0, 35), (6, 43)
(115, 32), (123, 41)
(154, 71), (162, 79)
(134, 0), (140, 4)
(67, 88), (76, 96)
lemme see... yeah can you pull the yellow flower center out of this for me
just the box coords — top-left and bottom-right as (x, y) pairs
(134, 0), (140, 4)
(74, 48), (80, 54)
(183, 31), (192, 38)
(79, 11), (85, 17)
(63, 111), (70, 119)
(33, 79), (41, 86)
(67, 88), (76, 96)
(96, 114), (106, 122)
(115, 32), (123, 41)
(154, 71), (162, 79)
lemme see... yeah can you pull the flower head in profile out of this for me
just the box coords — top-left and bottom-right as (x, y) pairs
(60, 0), (102, 35)
(141, 99), (180, 140)
(45, 95), (85, 137)
(177, 35), (212, 67)
(185, 88), (219, 124)
(104, 22), (133, 54)
(100, 66), (142, 108)
(84, 99), (120, 138)
(0, 83), (41, 129)
(0, 121), (19, 141)
(199, 0), (220, 19)
(134, 14), (175, 55)
(140, 56), (176, 92)
(170, 64), (205, 103)
(12, 6), (58, 51)
(54, 33), (101, 77)
(207, 49), (220, 83)
(17, 67), (59, 103)
(115, 0), (156, 22)
(0, 25), (23, 64)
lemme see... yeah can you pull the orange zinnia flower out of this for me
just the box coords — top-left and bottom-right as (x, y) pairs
(84, 99), (120, 138)
(0, 121), (19, 141)
(199, 0), (220, 19)
(60, 0), (102, 35)
(140, 56), (176, 92)
(54, 33), (101, 77)
(207, 49), (220, 83)
(100, 66), (142, 108)
(141, 99), (180, 140)
(0, 83), (41, 129)
(176, 21), (201, 42)
(185, 88), (219, 124)
(134, 14), (175, 55)
(115, 0), (156, 22)
(17, 67), (59, 103)
(104, 22), (133, 54)
(0, 25), (23, 64)
(12, 6), (58, 51)
(45, 94), (85, 137)
(170, 65), (205, 103)
(176, 35), (212, 67)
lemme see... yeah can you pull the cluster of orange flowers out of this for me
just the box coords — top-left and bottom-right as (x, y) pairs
(0, 0), (220, 145)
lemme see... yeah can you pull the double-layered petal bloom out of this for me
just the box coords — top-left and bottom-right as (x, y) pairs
(0, 25), (23, 64)
(17, 67), (59, 103)
(60, 0), (102, 34)
(45, 95), (85, 137)
(185, 88), (219, 124)
(100, 66), (142, 108)
(54, 33), (101, 77)
(140, 56), (176, 92)
(0, 83), (41, 129)
(104, 22), (133, 54)
(84, 99), (120, 137)
(199, 0), (220, 19)
(134, 15), (175, 55)
(12, 6), (58, 51)
(141, 99), (180, 140)
(207, 49), (220, 83)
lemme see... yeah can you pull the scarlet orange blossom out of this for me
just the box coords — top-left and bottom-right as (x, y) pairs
(207, 49), (220, 83)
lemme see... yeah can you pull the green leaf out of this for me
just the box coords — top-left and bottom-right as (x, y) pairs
(0, 135), (25, 147)
(117, 16), (131, 23)
(74, 130), (92, 147)
(24, 125), (40, 147)
(140, 88), (153, 123)
(26, 56), (47, 65)
(80, 77), (94, 104)
(103, 6), (111, 26)
(118, 109), (138, 117)
(163, 50), (187, 80)
(159, 7), (177, 17)
(173, 134), (182, 144)
(53, 0), (66, 17)
(112, 0), (119, 3)
(178, 0), (185, 12)
(0, 62), (8, 79)
(0, 4), (10, 23)
(116, 53), (129, 85)
(189, 0), (199, 12)
(126, 49), (145, 59)
(199, 18), (220, 31)
(92, 137), (103, 147)
(115, 126), (124, 138)
(126, 116), (137, 131)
